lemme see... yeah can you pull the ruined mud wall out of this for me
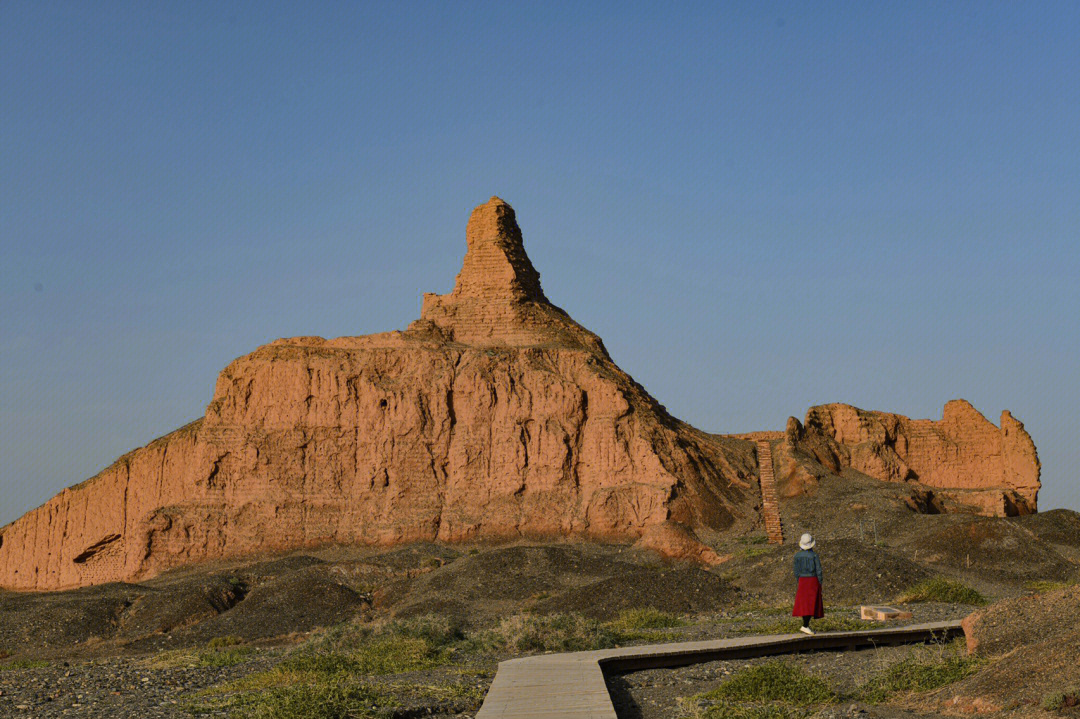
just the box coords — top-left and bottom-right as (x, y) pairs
(778, 400), (1040, 516)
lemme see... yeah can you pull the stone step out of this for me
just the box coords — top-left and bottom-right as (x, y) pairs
(756, 441), (784, 545)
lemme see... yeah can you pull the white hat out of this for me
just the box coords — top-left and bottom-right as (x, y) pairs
(799, 533), (815, 550)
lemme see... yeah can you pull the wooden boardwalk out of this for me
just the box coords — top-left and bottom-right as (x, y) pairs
(475, 620), (964, 719)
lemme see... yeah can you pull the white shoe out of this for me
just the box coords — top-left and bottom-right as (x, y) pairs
(799, 626), (814, 635)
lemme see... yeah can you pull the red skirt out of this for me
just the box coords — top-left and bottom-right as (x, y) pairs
(792, 576), (824, 618)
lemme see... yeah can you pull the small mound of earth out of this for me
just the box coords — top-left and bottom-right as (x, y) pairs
(902, 516), (1078, 584)
(380, 543), (736, 622)
(728, 537), (932, 606)
(1009, 508), (1080, 565)
(535, 563), (736, 619)
(0, 555), (371, 660)
(148, 563), (369, 648)
(918, 587), (1080, 715)
(359, 542), (461, 572)
(963, 584), (1080, 656)
(116, 575), (246, 639)
(0, 582), (140, 654)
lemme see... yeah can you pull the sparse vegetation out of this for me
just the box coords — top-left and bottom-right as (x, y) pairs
(1043, 687), (1080, 712)
(309, 614), (463, 657)
(223, 678), (395, 719)
(857, 640), (985, 702)
(200, 646), (253, 668)
(352, 635), (449, 674)
(1026, 579), (1079, 593)
(147, 643), (253, 670)
(197, 616), (475, 716)
(208, 635), (244, 648)
(477, 613), (617, 653)
(741, 546), (773, 559)
(0, 659), (50, 671)
(897, 577), (987, 605)
(696, 661), (837, 706)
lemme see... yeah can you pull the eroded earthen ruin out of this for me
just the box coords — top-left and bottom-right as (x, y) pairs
(0, 198), (1041, 590)
(775, 400), (1040, 516)
(0, 198), (759, 591)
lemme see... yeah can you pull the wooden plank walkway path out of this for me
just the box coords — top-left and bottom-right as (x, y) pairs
(476, 620), (964, 719)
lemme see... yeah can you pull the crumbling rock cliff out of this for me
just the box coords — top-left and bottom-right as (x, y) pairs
(774, 399), (1040, 516)
(0, 197), (757, 591)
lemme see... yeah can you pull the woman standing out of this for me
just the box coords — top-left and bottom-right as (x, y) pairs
(792, 533), (824, 634)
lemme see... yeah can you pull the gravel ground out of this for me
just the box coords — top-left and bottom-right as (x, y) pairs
(0, 652), (491, 719)
(0, 653), (280, 718)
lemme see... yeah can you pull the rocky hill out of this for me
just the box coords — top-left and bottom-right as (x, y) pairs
(0, 198), (1041, 591)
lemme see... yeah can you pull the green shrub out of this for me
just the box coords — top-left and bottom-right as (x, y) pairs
(897, 578), (987, 605)
(208, 635), (244, 648)
(199, 646), (253, 668)
(698, 661), (836, 706)
(858, 646), (985, 703)
(0, 659), (50, 671)
(1042, 687), (1080, 711)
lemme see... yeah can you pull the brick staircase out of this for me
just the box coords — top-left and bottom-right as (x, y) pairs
(756, 440), (784, 544)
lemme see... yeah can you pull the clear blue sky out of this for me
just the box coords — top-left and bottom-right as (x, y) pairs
(2, 2), (1078, 527)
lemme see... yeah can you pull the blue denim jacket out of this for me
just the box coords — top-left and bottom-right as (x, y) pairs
(793, 549), (823, 581)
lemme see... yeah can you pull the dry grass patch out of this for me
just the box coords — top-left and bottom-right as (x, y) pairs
(1026, 579), (1080, 594)
(897, 578), (987, 605)
(857, 640), (985, 703)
